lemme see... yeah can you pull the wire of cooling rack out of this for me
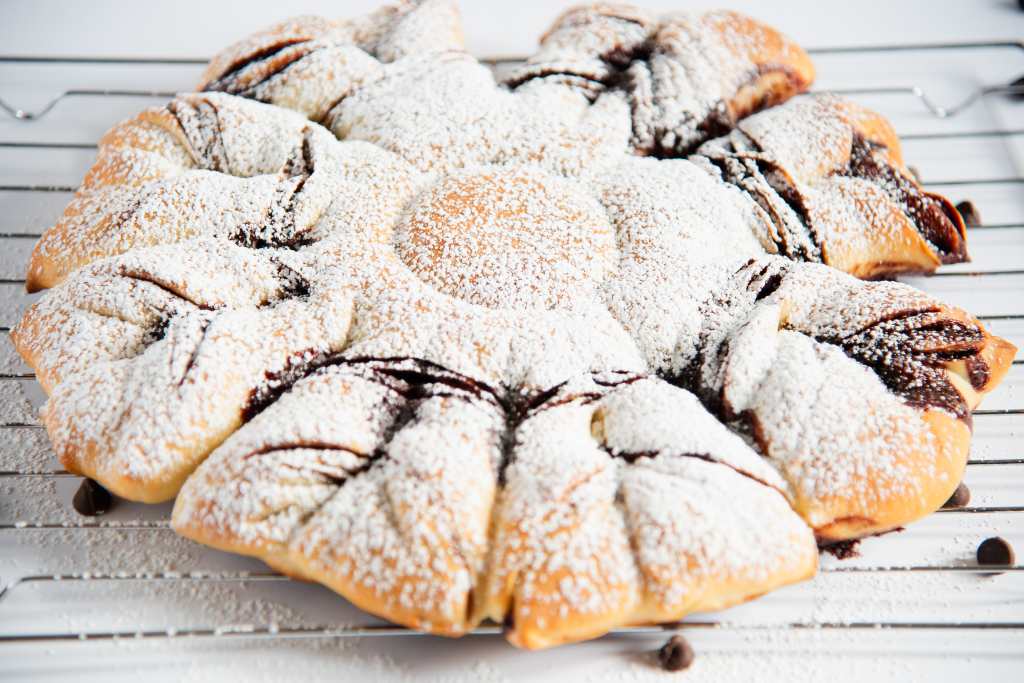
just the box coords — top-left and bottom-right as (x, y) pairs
(0, 40), (1022, 120)
(1, 40), (1023, 646)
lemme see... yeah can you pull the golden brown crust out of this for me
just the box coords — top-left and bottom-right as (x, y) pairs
(26, 111), (186, 292)
(706, 10), (816, 122)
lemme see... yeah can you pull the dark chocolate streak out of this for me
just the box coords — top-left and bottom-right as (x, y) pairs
(117, 268), (216, 312)
(240, 438), (388, 488)
(271, 259), (312, 300)
(236, 45), (323, 99)
(145, 316), (171, 345)
(502, 68), (606, 95)
(831, 312), (985, 423)
(167, 99), (229, 172)
(240, 355), (505, 426)
(240, 441), (382, 485)
(754, 271), (782, 301)
(690, 263), (985, 430)
(204, 38), (313, 95)
(843, 133), (967, 265)
(638, 66), (805, 159)
(240, 355), (666, 491)
(238, 359), (503, 488)
(240, 347), (331, 423)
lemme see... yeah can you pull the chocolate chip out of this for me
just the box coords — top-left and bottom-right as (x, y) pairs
(942, 482), (971, 509)
(955, 200), (982, 227)
(976, 536), (1015, 568)
(72, 478), (113, 516)
(658, 635), (695, 672)
(1012, 73), (1024, 93)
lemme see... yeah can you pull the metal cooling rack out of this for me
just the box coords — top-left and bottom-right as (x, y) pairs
(0, 40), (1022, 648)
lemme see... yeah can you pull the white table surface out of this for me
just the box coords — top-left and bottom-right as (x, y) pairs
(1, 1), (1022, 682)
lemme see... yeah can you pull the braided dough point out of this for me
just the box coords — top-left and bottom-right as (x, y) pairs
(198, 1), (464, 120)
(175, 371), (816, 649)
(507, 5), (815, 155)
(699, 260), (1016, 539)
(175, 362), (505, 634)
(480, 377), (816, 649)
(15, 240), (353, 502)
(25, 93), (416, 293)
(27, 95), (309, 291)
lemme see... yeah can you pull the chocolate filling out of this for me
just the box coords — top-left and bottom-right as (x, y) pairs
(818, 538), (861, 560)
(238, 359), (508, 489)
(240, 355), (504, 427)
(691, 265), (985, 432)
(167, 99), (229, 172)
(176, 316), (214, 387)
(842, 133), (967, 265)
(241, 347), (332, 423)
(205, 38), (314, 96)
(271, 260), (312, 300)
(240, 441), (381, 485)
(964, 355), (991, 390)
(502, 68), (606, 94)
(753, 271), (783, 301)
(833, 312), (985, 422)
(636, 65), (805, 159)
(700, 130), (968, 273)
(506, 14), (652, 91)
(117, 267), (216, 313)
(144, 316), (171, 345)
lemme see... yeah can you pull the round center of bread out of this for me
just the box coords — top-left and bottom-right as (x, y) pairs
(394, 167), (616, 309)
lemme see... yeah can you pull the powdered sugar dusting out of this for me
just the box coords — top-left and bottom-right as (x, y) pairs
(199, 1), (464, 121)
(9, 2), (1014, 650)
(507, 7), (813, 156)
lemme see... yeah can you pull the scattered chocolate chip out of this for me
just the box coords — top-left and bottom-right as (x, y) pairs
(955, 200), (982, 227)
(658, 635), (695, 672)
(907, 165), (921, 183)
(942, 482), (971, 509)
(976, 536), (1015, 568)
(72, 478), (113, 516)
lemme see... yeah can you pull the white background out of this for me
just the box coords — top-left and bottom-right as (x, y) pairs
(3, 1), (1024, 59)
